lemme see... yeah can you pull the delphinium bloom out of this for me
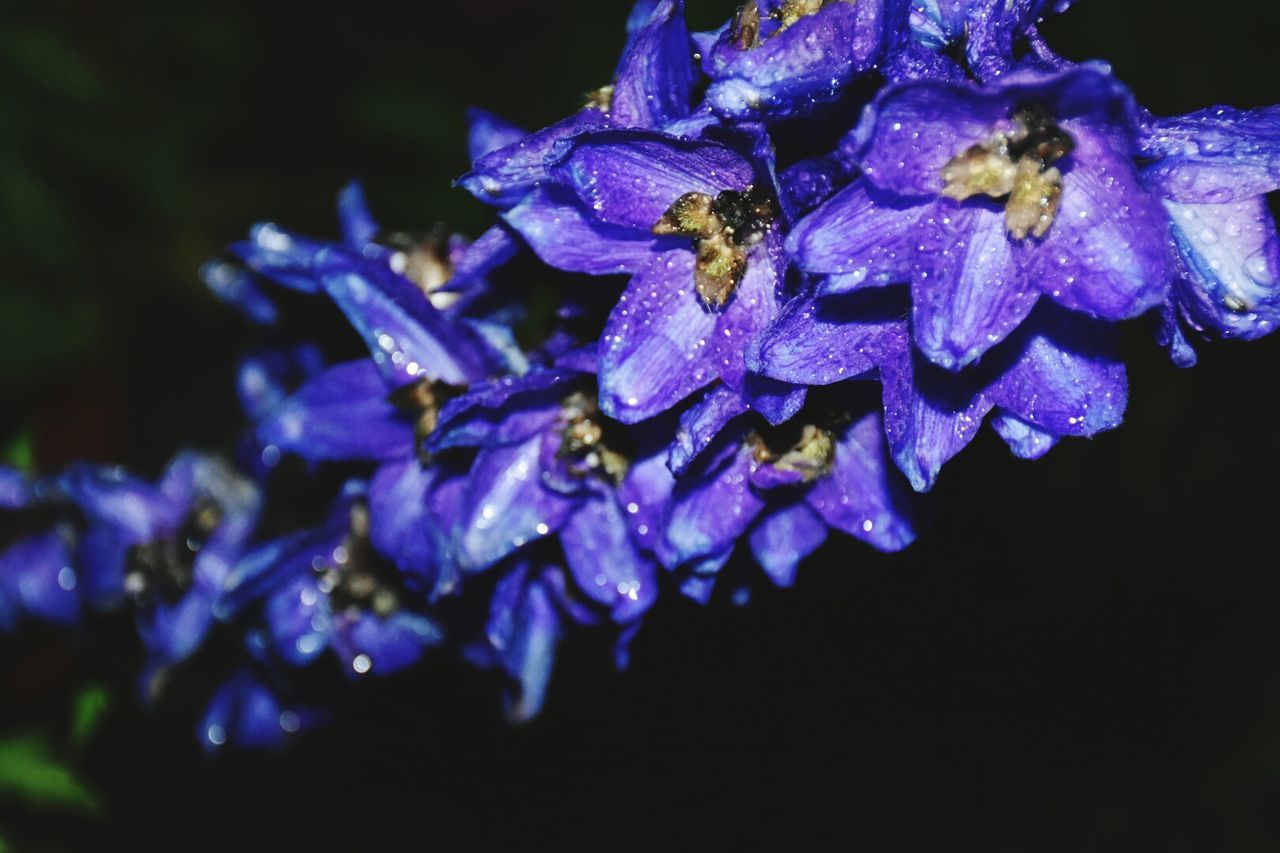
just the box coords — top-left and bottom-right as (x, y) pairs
(0, 466), (81, 631)
(907, 1), (1075, 79)
(789, 65), (1172, 372)
(1139, 106), (1280, 363)
(748, 290), (1126, 489)
(658, 382), (916, 599)
(697, 0), (907, 120)
(58, 453), (259, 690)
(219, 482), (443, 679)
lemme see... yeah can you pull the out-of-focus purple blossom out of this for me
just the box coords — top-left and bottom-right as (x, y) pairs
(0, 467), (81, 631)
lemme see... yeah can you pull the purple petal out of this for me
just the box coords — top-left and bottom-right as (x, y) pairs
(668, 384), (749, 476)
(257, 361), (414, 462)
(611, 0), (696, 129)
(661, 445), (765, 568)
(337, 182), (379, 249)
(991, 411), (1059, 460)
(1140, 105), (1280, 204)
(1029, 123), (1172, 319)
(458, 109), (609, 209)
(267, 575), (332, 667)
(560, 493), (658, 623)
(455, 435), (578, 573)
(332, 611), (442, 677)
(466, 108), (528, 163)
(748, 500), (829, 588)
(0, 529), (79, 626)
(428, 367), (576, 452)
(447, 224), (521, 290)
(748, 291), (904, 385)
(488, 568), (562, 722)
(913, 200), (1039, 370)
(786, 179), (923, 281)
(601, 244), (781, 423)
(806, 411), (917, 551)
(369, 460), (447, 593)
(704, 0), (890, 120)
(880, 339), (994, 492)
(555, 130), (756, 231)
(503, 186), (676, 276)
(318, 257), (495, 386)
(617, 447), (676, 555)
(1166, 196), (1280, 340)
(987, 306), (1127, 437)
(739, 373), (807, 426)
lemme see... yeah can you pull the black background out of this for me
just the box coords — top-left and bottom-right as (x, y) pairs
(3, 1), (1280, 849)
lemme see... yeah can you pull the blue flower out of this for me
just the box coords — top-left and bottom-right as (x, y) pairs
(908, 1), (1075, 79)
(655, 381), (916, 598)
(59, 453), (260, 690)
(1137, 105), (1280, 359)
(220, 482), (444, 678)
(749, 289), (1127, 490)
(0, 467), (81, 631)
(698, 0), (910, 120)
(789, 65), (1172, 371)
(199, 665), (324, 754)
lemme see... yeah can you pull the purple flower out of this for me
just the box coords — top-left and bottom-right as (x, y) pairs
(749, 289), (1127, 490)
(698, 0), (909, 120)
(657, 382), (916, 596)
(199, 665), (323, 754)
(1138, 105), (1280, 357)
(221, 482), (443, 678)
(502, 127), (792, 422)
(790, 65), (1172, 371)
(428, 365), (664, 625)
(59, 454), (260, 688)
(0, 468), (80, 631)
(908, 1), (1075, 79)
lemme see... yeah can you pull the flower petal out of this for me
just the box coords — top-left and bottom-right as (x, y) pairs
(559, 492), (658, 623)
(1166, 196), (1280, 340)
(610, 0), (696, 129)
(786, 179), (923, 280)
(913, 200), (1039, 370)
(1030, 123), (1172, 319)
(661, 444), (765, 568)
(502, 186), (676, 276)
(990, 411), (1059, 460)
(555, 130), (756, 231)
(1141, 105), (1280, 204)
(748, 290), (904, 385)
(257, 361), (414, 462)
(747, 500), (828, 588)
(466, 108), (527, 163)
(455, 435), (578, 573)
(806, 411), (916, 550)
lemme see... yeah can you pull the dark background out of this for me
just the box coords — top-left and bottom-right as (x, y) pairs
(3, 0), (1280, 849)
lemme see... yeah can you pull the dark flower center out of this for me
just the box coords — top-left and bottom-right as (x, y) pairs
(748, 421), (837, 483)
(558, 391), (632, 485)
(652, 186), (776, 309)
(731, 0), (844, 50)
(940, 104), (1076, 239)
(318, 503), (407, 619)
(390, 377), (464, 462)
(125, 499), (223, 604)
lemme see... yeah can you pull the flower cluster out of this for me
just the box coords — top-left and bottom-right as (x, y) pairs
(4, 0), (1279, 749)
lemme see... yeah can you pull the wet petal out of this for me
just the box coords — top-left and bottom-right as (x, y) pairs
(806, 411), (916, 550)
(458, 109), (609, 209)
(503, 186), (676, 276)
(786, 179), (923, 281)
(880, 340), (993, 492)
(257, 361), (414, 462)
(456, 435), (578, 573)
(466, 108), (527, 163)
(668, 384), (749, 476)
(912, 200), (1039, 370)
(748, 499), (828, 588)
(555, 130), (756, 231)
(560, 493), (658, 623)
(987, 305), (1127, 437)
(611, 0), (696, 128)
(990, 411), (1059, 460)
(369, 460), (446, 593)
(661, 444), (765, 568)
(1166, 196), (1280, 340)
(1141, 105), (1280, 204)
(0, 529), (79, 626)
(1030, 123), (1172, 319)
(747, 290), (904, 385)
(332, 611), (442, 677)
